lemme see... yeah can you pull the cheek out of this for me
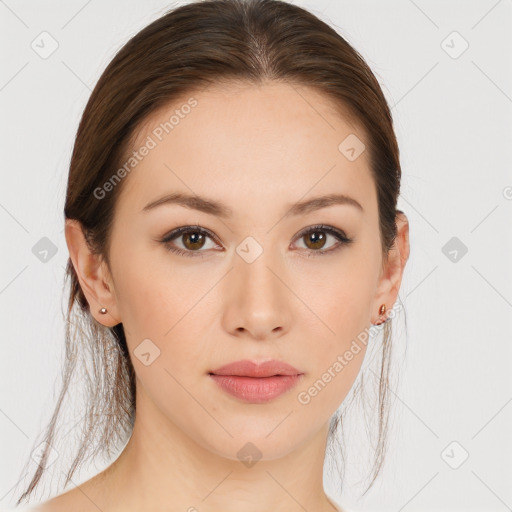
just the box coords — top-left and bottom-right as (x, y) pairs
(111, 246), (213, 367)
(299, 262), (373, 404)
(111, 240), (186, 330)
(323, 284), (373, 346)
(314, 261), (374, 341)
(111, 257), (208, 410)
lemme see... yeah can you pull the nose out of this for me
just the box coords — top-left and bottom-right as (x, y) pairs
(221, 248), (292, 341)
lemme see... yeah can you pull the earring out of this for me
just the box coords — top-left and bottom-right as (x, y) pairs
(99, 307), (108, 314)
(373, 303), (387, 326)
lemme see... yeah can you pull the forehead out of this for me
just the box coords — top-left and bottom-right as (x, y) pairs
(116, 80), (375, 218)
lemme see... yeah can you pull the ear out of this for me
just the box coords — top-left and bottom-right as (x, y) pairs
(371, 211), (410, 324)
(65, 219), (121, 327)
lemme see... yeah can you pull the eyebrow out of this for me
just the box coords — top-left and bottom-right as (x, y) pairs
(141, 192), (363, 217)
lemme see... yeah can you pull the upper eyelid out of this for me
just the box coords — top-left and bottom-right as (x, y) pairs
(163, 225), (220, 244)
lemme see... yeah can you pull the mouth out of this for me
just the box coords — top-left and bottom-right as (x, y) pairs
(208, 359), (304, 403)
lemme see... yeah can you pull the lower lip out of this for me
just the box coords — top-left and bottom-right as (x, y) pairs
(209, 374), (303, 403)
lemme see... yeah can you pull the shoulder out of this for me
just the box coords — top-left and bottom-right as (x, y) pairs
(335, 505), (360, 512)
(15, 470), (112, 512)
(327, 496), (360, 512)
(2, 501), (60, 512)
(0, 506), (45, 512)
(0, 507), (44, 512)
(12, 487), (97, 512)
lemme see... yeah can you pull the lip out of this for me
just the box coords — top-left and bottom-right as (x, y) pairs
(209, 359), (302, 377)
(208, 359), (304, 404)
(209, 374), (304, 403)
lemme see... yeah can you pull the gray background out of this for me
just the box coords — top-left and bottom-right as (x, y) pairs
(1, 0), (511, 511)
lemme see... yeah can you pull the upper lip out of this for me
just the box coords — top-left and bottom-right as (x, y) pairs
(209, 359), (303, 377)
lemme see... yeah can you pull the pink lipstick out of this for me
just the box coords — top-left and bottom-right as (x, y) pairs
(209, 359), (304, 403)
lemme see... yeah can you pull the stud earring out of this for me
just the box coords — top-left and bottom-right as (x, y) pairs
(373, 303), (387, 326)
(99, 307), (108, 314)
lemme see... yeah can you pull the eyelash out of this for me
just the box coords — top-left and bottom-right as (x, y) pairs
(160, 224), (354, 259)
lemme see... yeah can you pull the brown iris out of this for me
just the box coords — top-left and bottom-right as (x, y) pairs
(182, 231), (207, 250)
(303, 230), (327, 250)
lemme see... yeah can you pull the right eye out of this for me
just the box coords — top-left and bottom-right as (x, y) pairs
(160, 225), (222, 258)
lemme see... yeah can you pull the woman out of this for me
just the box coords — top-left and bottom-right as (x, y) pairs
(14, 0), (409, 510)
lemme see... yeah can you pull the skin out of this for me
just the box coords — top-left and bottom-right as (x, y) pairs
(37, 81), (409, 512)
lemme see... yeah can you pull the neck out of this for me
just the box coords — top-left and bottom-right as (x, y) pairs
(91, 382), (338, 512)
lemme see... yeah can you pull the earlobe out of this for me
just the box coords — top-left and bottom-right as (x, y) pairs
(64, 219), (121, 327)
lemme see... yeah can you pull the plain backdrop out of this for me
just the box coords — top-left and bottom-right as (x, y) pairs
(1, 1), (511, 511)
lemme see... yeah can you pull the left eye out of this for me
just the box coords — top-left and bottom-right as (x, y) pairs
(292, 224), (353, 256)
(160, 224), (353, 258)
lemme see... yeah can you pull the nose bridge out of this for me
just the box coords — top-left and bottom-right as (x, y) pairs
(235, 239), (284, 304)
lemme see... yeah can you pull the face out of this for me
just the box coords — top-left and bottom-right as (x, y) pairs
(79, 81), (402, 461)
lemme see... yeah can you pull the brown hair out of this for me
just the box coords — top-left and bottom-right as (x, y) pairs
(15, 0), (404, 505)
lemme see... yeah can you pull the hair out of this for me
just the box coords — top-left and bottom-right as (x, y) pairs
(15, 0), (405, 505)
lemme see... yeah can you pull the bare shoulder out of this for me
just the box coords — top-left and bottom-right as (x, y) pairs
(0, 503), (49, 512)
(0, 504), (54, 512)
(18, 491), (88, 512)
(21, 478), (109, 512)
(326, 495), (358, 512)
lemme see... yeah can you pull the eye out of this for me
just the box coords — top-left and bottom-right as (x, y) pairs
(292, 224), (353, 256)
(160, 223), (354, 258)
(160, 225), (221, 258)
